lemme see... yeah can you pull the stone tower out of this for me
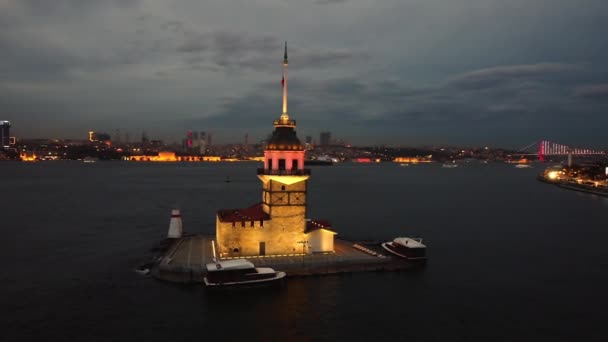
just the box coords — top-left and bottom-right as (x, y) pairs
(216, 42), (312, 257)
(257, 41), (310, 254)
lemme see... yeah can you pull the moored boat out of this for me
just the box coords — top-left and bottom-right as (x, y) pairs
(203, 259), (286, 288)
(83, 156), (98, 163)
(382, 237), (427, 260)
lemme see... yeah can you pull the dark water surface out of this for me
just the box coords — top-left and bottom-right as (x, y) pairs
(2, 161), (607, 341)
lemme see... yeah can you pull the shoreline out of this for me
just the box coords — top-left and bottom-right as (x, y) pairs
(538, 176), (608, 197)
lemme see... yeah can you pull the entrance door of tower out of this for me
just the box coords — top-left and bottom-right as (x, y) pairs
(259, 242), (266, 256)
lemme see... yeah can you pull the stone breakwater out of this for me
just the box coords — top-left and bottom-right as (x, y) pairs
(144, 235), (424, 284)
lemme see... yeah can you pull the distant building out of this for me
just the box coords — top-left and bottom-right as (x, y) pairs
(199, 131), (207, 154)
(1, 121), (10, 149)
(320, 131), (331, 146)
(89, 131), (111, 143)
(305, 135), (312, 144)
(186, 130), (207, 154)
(127, 151), (220, 162)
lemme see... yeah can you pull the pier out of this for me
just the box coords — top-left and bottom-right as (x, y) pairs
(148, 235), (423, 283)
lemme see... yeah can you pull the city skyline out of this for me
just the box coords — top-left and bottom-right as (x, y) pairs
(1, 1), (608, 148)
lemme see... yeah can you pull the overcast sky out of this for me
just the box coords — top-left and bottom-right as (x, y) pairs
(1, 0), (608, 148)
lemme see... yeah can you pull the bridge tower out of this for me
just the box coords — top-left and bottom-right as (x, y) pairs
(539, 140), (545, 162)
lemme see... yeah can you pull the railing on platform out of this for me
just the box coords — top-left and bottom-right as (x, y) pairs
(273, 119), (296, 126)
(257, 168), (311, 176)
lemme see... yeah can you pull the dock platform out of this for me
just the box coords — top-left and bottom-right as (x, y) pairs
(147, 235), (424, 283)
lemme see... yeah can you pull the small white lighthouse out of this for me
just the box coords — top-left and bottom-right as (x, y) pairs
(167, 209), (183, 238)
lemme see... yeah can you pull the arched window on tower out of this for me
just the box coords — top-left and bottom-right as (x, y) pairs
(292, 159), (299, 170)
(278, 159), (286, 170)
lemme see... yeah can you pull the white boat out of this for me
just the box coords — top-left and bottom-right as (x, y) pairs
(442, 162), (458, 168)
(134, 263), (152, 276)
(382, 237), (427, 260)
(514, 164), (532, 168)
(83, 157), (98, 163)
(203, 259), (286, 288)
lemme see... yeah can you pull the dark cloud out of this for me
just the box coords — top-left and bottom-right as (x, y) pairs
(176, 31), (365, 72)
(295, 49), (367, 68)
(448, 63), (580, 90)
(17, 0), (140, 13)
(1, 0), (608, 147)
(194, 60), (606, 146)
(574, 84), (608, 100)
(315, 0), (348, 5)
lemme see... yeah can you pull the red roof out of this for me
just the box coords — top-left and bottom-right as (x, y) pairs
(305, 219), (333, 233)
(217, 203), (270, 222)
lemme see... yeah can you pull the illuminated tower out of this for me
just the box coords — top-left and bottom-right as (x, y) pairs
(215, 43), (312, 257)
(257, 41), (310, 252)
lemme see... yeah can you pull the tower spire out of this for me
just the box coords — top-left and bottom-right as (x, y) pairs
(281, 41), (289, 121)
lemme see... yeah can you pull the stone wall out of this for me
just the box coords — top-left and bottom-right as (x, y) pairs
(216, 206), (309, 257)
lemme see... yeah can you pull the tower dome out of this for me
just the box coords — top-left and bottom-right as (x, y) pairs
(265, 126), (304, 151)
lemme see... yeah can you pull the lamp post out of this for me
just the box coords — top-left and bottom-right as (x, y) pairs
(297, 240), (308, 266)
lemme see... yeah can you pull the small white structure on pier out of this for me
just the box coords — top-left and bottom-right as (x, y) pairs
(306, 219), (337, 253)
(167, 209), (183, 238)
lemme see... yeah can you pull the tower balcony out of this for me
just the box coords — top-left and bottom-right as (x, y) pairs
(257, 168), (311, 176)
(273, 119), (296, 128)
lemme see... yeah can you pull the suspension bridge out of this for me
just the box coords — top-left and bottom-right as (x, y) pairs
(512, 140), (605, 162)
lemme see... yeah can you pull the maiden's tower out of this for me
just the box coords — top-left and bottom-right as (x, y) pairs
(215, 43), (337, 258)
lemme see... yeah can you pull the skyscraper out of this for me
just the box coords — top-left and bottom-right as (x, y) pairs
(320, 131), (331, 146)
(1, 121), (11, 149)
(0, 121), (11, 148)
